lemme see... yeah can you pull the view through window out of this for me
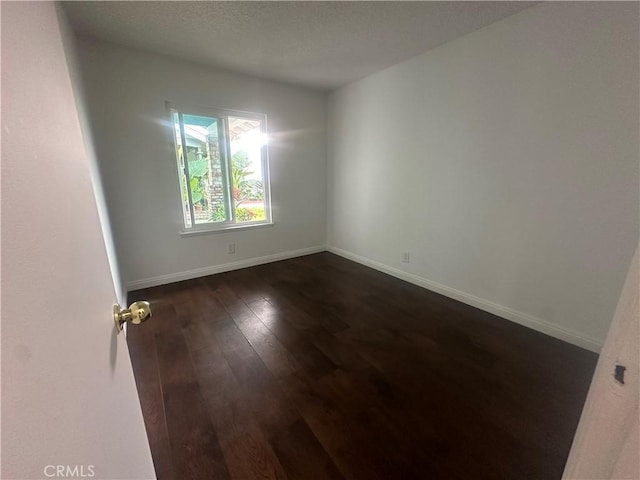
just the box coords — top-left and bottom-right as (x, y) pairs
(168, 103), (271, 231)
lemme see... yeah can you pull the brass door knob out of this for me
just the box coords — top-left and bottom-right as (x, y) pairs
(114, 301), (152, 331)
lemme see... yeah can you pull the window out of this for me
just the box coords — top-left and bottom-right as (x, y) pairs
(167, 102), (272, 232)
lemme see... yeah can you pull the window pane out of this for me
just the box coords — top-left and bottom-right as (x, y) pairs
(229, 116), (267, 223)
(171, 111), (192, 228)
(182, 114), (230, 224)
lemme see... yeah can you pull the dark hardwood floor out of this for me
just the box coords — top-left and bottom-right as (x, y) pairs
(127, 252), (598, 480)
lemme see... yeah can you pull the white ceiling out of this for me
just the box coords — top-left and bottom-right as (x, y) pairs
(62, 1), (537, 91)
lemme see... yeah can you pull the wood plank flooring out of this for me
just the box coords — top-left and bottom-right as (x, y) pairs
(127, 252), (598, 480)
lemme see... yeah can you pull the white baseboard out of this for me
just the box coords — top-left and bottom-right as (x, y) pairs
(127, 243), (603, 352)
(126, 245), (326, 291)
(327, 245), (603, 353)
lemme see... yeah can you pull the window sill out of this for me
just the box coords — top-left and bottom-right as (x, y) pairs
(179, 221), (274, 238)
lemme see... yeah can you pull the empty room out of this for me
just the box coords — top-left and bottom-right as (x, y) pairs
(2, 1), (638, 479)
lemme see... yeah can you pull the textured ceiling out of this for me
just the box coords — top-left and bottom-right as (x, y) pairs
(62, 1), (537, 91)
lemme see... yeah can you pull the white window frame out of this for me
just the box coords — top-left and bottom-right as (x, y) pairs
(166, 101), (273, 235)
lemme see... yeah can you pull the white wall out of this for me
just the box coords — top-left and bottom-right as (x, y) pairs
(75, 38), (327, 289)
(563, 244), (638, 479)
(1, 2), (155, 478)
(327, 2), (639, 351)
(57, 7), (126, 304)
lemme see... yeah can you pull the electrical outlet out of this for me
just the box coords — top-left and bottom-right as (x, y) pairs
(228, 243), (236, 254)
(402, 251), (410, 263)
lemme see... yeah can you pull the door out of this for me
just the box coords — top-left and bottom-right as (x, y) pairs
(2, 2), (155, 479)
(563, 244), (639, 479)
